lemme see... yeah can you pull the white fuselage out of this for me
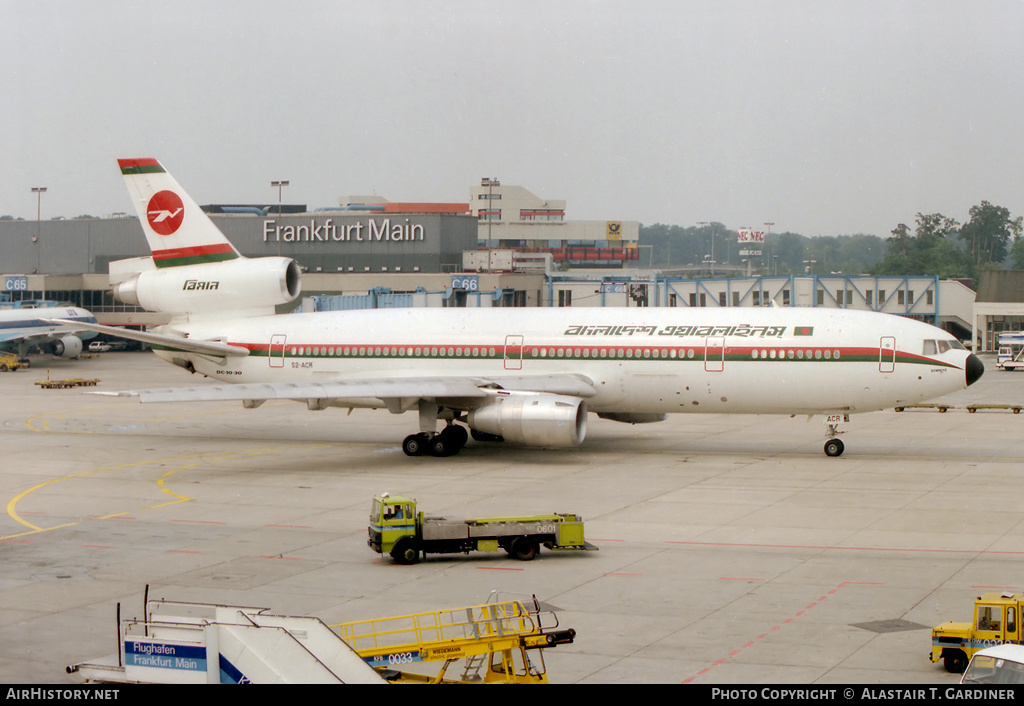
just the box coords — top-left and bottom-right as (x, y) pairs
(0, 306), (97, 349)
(158, 306), (972, 416)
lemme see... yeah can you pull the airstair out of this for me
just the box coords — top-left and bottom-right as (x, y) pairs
(333, 594), (575, 684)
(67, 594), (575, 684)
(67, 599), (384, 684)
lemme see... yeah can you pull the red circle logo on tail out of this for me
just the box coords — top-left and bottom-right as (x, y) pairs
(146, 191), (185, 235)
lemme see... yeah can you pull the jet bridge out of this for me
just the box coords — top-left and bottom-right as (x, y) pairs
(67, 599), (385, 684)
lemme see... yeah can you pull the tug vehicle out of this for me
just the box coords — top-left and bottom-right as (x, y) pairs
(368, 493), (598, 564)
(931, 591), (1023, 673)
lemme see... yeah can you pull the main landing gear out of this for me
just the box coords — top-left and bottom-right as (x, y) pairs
(402, 424), (469, 457)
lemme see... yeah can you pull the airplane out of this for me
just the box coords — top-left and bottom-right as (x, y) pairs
(48, 158), (984, 458)
(0, 301), (98, 361)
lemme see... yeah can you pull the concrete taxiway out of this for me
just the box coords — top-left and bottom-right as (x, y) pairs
(1, 351), (1021, 684)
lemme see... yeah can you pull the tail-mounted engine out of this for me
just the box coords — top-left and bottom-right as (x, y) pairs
(113, 257), (301, 316)
(467, 393), (587, 448)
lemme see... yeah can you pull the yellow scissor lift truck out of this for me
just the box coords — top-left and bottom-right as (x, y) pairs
(931, 591), (1024, 673)
(333, 595), (576, 684)
(368, 493), (598, 564)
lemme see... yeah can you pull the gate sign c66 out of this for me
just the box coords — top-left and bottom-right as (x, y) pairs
(451, 275), (479, 291)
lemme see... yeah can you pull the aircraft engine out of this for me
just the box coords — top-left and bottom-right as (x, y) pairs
(46, 335), (84, 358)
(467, 394), (587, 447)
(113, 257), (301, 315)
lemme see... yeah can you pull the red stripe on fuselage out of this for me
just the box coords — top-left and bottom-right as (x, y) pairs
(152, 243), (237, 261)
(227, 341), (954, 367)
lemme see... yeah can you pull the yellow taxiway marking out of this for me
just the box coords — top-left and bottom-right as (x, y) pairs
(2, 444), (331, 539)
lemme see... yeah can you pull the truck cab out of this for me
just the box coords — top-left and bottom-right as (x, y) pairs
(367, 493), (418, 559)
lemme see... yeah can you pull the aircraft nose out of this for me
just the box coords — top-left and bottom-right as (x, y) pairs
(965, 353), (984, 387)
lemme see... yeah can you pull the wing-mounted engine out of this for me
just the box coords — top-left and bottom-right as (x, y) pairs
(467, 393), (587, 448)
(43, 335), (84, 359)
(113, 256), (301, 317)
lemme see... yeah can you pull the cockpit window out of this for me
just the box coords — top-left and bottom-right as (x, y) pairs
(924, 339), (965, 355)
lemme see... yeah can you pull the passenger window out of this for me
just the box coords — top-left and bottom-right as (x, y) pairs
(923, 340), (937, 355)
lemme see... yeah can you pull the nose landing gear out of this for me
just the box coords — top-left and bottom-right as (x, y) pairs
(824, 437), (845, 457)
(823, 413), (848, 457)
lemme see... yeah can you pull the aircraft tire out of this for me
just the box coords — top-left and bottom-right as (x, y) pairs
(402, 433), (429, 457)
(428, 435), (451, 457)
(824, 439), (845, 457)
(430, 425), (469, 457)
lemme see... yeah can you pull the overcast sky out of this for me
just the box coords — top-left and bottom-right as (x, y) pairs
(3, 0), (1022, 238)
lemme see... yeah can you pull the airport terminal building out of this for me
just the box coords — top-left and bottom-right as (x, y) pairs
(3, 177), (1016, 350)
(0, 179), (642, 325)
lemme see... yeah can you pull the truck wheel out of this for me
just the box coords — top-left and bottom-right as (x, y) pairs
(510, 537), (539, 561)
(391, 539), (420, 565)
(943, 650), (968, 674)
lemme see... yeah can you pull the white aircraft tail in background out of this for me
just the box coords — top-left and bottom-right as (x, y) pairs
(49, 159), (984, 458)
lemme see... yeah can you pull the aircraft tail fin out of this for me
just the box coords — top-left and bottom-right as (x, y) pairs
(117, 158), (242, 268)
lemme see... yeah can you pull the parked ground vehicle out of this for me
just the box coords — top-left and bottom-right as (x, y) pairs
(960, 644), (1024, 684)
(335, 594), (576, 683)
(88, 341), (111, 352)
(367, 493), (598, 564)
(0, 351), (23, 371)
(69, 594), (575, 684)
(996, 332), (1024, 370)
(931, 591), (1023, 673)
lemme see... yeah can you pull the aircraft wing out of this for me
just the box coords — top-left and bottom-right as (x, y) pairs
(0, 324), (96, 346)
(41, 318), (249, 358)
(91, 373), (598, 404)
(477, 374), (598, 398)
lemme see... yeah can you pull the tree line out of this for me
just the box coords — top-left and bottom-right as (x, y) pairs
(639, 201), (1022, 284)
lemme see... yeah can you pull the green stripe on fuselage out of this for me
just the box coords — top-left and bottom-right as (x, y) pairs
(153, 252), (239, 268)
(119, 163), (166, 175)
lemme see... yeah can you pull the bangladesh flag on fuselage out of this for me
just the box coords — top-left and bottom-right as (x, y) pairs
(794, 326), (814, 336)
